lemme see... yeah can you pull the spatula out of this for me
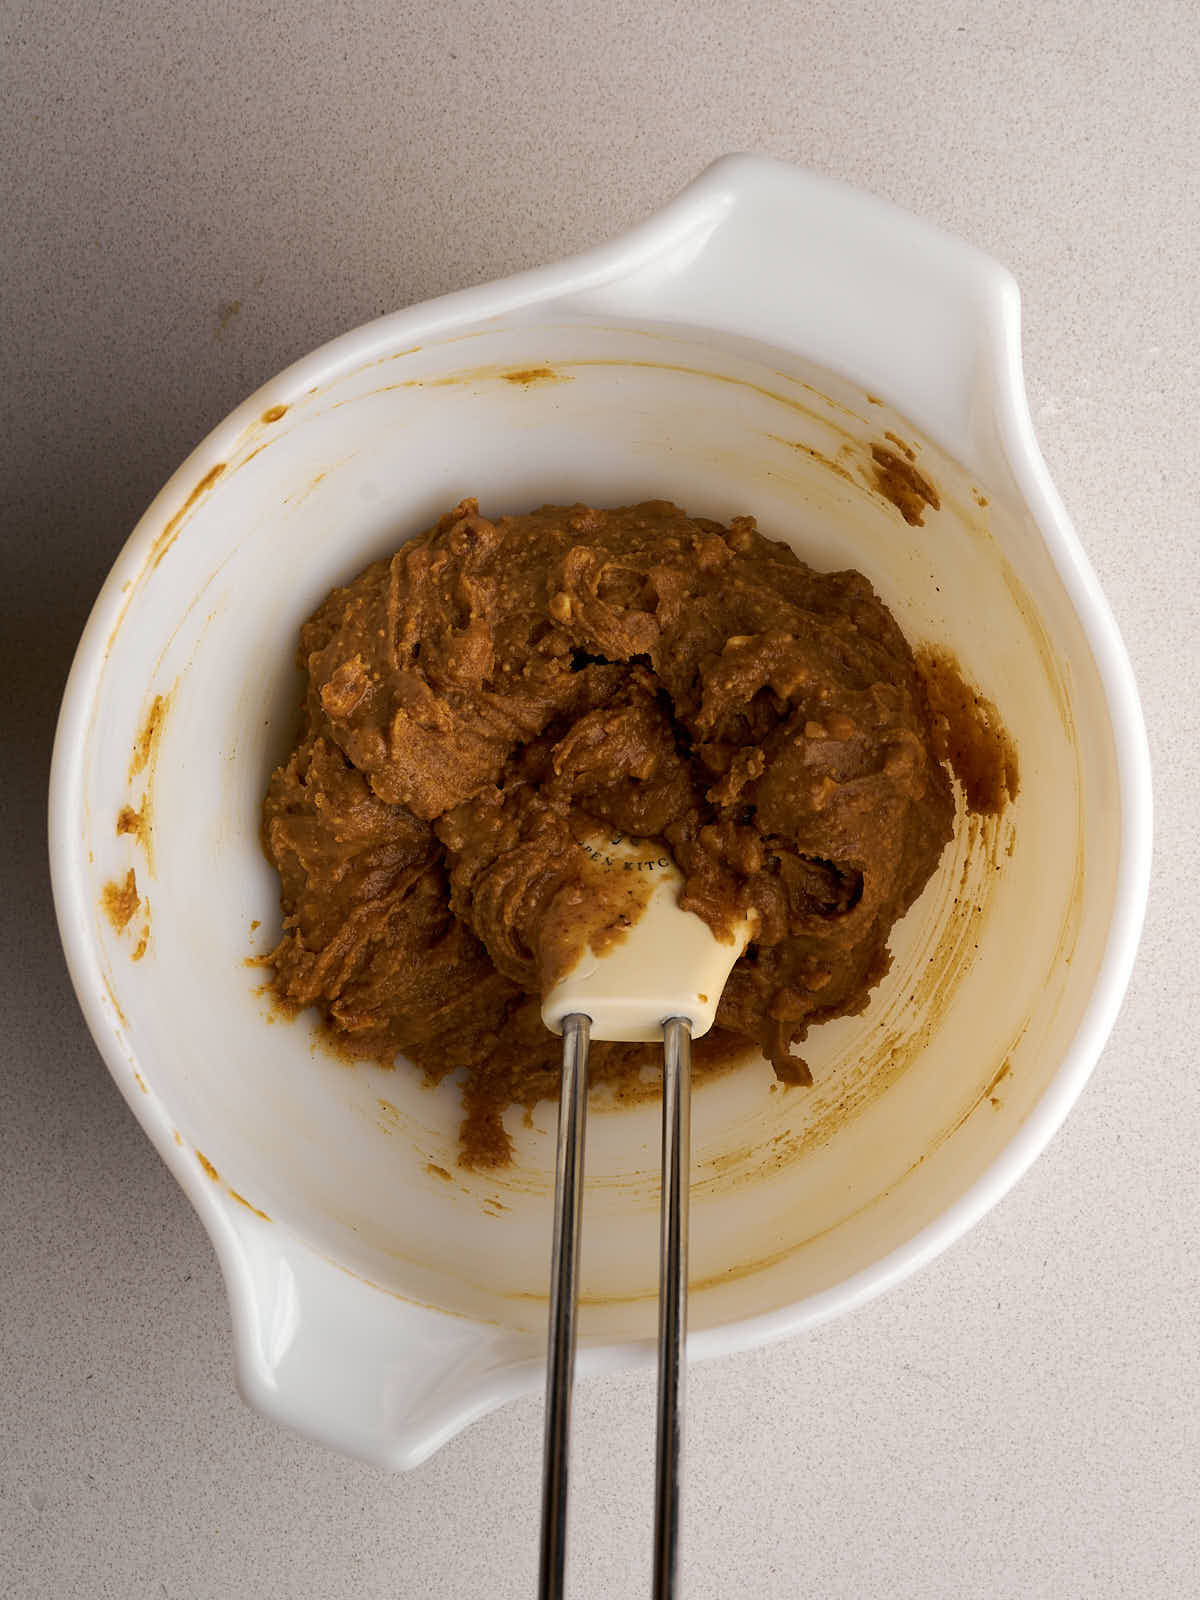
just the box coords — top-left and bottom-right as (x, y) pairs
(537, 836), (755, 1600)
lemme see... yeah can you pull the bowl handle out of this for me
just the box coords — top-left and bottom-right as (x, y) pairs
(569, 153), (1023, 474)
(215, 1209), (540, 1469)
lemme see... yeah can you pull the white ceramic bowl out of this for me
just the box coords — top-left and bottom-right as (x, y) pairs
(50, 156), (1151, 1468)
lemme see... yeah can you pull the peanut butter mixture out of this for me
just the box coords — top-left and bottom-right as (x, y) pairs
(264, 499), (1013, 1165)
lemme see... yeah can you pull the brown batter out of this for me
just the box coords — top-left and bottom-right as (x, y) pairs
(871, 445), (941, 526)
(264, 499), (1015, 1166)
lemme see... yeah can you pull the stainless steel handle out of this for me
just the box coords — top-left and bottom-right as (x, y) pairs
(538, 1011), (692, 1599)
(538, 1013), (591, 1600)
(653, 1017), (692, 1600)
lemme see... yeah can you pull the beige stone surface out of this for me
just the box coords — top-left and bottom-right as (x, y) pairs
(2, 1), (1196, 1594)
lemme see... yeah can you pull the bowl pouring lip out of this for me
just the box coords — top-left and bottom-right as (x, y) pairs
(47, 153), (1152, 1395)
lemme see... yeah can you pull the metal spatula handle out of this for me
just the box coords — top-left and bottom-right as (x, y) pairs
(538, 1013), (693, 1600)
(652, 1016), (692, 1600)
(539, 1013), (591, 1600)
(537, 840), (754, 1598)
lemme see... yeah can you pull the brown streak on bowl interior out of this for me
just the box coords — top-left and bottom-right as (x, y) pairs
(147, 462), (227, 574)
(676, 1038), (1025, 1300)
(128, 692), (168, 782)
(228, 1187), (272, 1220)
(883, 430), (916, 461)
(238, 440), (273, 470)
(101, 972), (128, 1028)
(116, 799), (149, 845)
(768, 434), (855, 483)
(116, 796), (154, 873)
(501, 366), (570, 385)
(690, 803), (1009, 1202)
(101, 868), (140, 934)
(917, 646), (1020, 814)
(988, 1059), (1015, 1106)
(870, 445), (940, 525)
(260, 404), (288, 424)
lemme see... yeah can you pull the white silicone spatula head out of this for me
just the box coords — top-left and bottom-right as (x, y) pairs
(539, 836), (755, 1042)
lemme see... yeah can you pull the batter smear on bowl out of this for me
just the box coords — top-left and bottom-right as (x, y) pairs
(263, 499), (1015, 1165)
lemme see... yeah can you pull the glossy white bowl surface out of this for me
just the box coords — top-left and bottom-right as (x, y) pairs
(50, 156), (1151, 1468)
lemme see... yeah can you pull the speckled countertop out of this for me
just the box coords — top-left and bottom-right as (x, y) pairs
(2, 2), (1197, 1596)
